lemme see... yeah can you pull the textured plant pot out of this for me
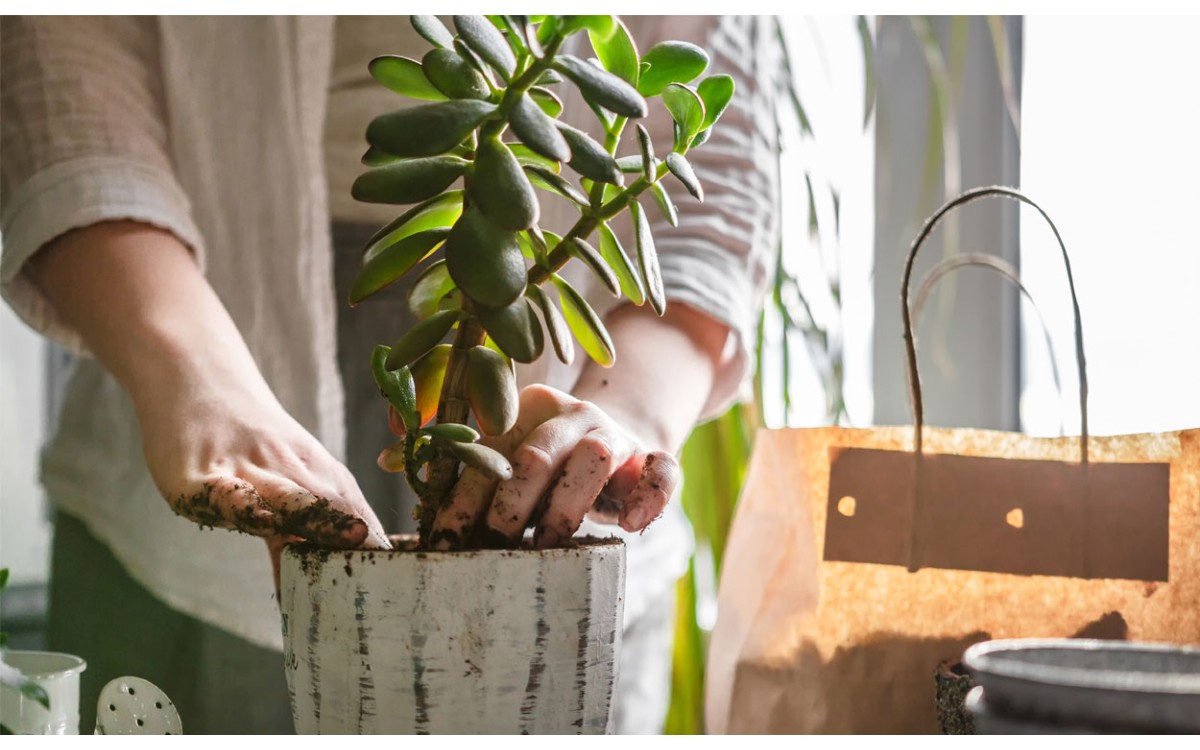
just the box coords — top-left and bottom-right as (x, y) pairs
(280, 536), (626, 734)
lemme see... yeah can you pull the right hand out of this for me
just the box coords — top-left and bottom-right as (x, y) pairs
(136, 378), (391, 590)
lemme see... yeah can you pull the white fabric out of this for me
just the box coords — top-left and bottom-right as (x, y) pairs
(0, 16), (779, 656)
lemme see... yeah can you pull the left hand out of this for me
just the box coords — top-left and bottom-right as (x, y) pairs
(408, 384), (681, 550)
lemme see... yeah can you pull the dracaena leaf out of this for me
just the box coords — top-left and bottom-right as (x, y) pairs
(350, 228), (449, 305)
(525, 284), (574, 366)
(422, 48), (491, 100)
(637, 41), (709, 97)
(351, 156), (469, 205)
(363, 190), (463, 264)
(368, 56), (447, 101)
(553, 273), (615, 367)
(630, 200), (666, 315)
(367, 100), (496, 158)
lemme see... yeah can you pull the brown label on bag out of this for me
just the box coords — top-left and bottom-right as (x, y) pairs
(825, 447), (1170, 581)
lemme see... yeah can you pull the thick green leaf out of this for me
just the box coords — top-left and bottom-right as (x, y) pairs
(666, 152), (703, 201)
(536, 68), (564, 85)
(556, 122), (622, 184)
(350, 228), (449, 305)
(638, 41), (709, 97)
(525, 284), (574, 366)
(697, 74), (735, 130)
(561, 15), (616, 39)
(367, 100), (496, 158)
(597, 221), (645, 305)
(508, 143), (562, 174)
(564, 237), (619, 297)
(616, 154), (649, 174)
(552, 273), (614, 367)
(454, 15), (516, 80)
(690, 127), (712, 148)
(407, 259), (456, 319)
(351, 156), (468, 205)
(422, 48), (490, 100)
(368, 56), (447, 101)
(635, 123), (655, 182)
(589, 19), (639, 86)
(631, 200), (666, 315)
(477, 297), (544, 363)
(553, 54), (647, 118)
(361, 146), (400, 167)
(662, 83), (705, 149)
(650, 180), (679, 227)
(467, 345), (519, 435)
(410, 344), (450, 426)
(444, 206), (527, 309)
(535, 15), (560, 48)
(524, 164), (589, 207)
(384, 309), (460, 370)
(452, 38), (496, 87)
(362, 190), (463, 264)
(509, 93), (571, 163)
(472, 138), (539, 231)
(495, 15), (530, 58)
(372, 344), (419, 428)
(446, 440), (513, 481)
(425, 422), (480, 443)
(411, 15), (455, 49)
(528, 86), (564, 117)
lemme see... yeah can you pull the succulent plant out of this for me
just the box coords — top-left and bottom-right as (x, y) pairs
(355, 15), (734, 547)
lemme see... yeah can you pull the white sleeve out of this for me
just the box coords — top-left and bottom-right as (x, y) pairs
(620, 16), (781, 422)
(0, 16), (206, 355)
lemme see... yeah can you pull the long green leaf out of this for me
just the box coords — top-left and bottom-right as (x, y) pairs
(630, 200), (665, 315)
(384, 309), (459, 371)
(662, 84), (705, 149)
(666, 153), (703, 201)
(423, 48), (491, 100)
(368, 55), (447, 101)
(509, 93), (572, 163)
(472, 138), (539, 231)
(589, 18), (639, 86)
(526, 284), (574, 366)
(565, 237), (619, 296)
(411, 15), (454, 49)
(351, 156), (469, 205)
(552, 273), (614, 367)
(638, 41), (709, 97)
(444, 206), (527, 309)
(362, 190), (463, 264)
(366, 100), (496, 158)
(597, 221), (645, 305)
(350, 228), (449, 305)
(407, 259), (457, 319)
(454, 15), (517, 80)
(696, 74), (734, 131)
(554, 54), (648, 118)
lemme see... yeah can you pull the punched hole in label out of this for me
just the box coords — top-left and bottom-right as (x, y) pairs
(837, 496), (857, 517)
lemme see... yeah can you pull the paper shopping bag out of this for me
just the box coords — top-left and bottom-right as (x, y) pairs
(705, 187), (1200, 733)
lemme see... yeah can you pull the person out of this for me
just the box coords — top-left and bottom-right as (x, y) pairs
(0, 15), (779, 733)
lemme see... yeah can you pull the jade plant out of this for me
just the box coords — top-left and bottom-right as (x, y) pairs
(354, 15), (733, 549)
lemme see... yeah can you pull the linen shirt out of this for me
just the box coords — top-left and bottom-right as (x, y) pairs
(0, 16), (779, 651)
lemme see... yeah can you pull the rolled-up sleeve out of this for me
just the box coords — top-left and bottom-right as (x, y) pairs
(0, 16), (205, 355)
(621, 16), (780, 422)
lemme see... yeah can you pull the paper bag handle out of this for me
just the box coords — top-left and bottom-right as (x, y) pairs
(900, 186), (1089, 464)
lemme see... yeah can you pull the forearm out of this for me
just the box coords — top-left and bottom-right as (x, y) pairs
(572, 301), (729, 454)
(28, 220), (275, 411)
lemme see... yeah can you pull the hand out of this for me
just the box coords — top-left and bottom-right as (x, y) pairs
(417, 384), (681, 550)
(136, 380), (391, 589)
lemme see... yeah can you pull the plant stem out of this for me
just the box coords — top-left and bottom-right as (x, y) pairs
(415, 317), (486, 544)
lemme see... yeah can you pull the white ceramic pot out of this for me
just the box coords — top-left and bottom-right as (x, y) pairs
(0, 651), (86, 734)
(280, 537), (625, 734)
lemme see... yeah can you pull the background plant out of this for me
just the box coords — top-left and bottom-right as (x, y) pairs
(0, 569), (50, 734)
(354, 15), (734, 549)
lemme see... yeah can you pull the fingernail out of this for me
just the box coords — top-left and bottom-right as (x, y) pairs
(624, 506), (647, 530)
